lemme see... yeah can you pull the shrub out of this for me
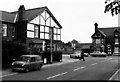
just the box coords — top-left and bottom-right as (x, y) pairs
(42, 51), (62, 63)
(2, 40), (28, 68)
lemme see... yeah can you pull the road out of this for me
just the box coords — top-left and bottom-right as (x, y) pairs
(1, 55), (120, 81)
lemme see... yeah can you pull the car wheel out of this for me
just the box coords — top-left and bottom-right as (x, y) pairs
(25, 67), (29, 72)
(12, 69), (15, 72)
(38, 64), (42, 70)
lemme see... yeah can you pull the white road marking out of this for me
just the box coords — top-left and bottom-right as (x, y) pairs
(47, 72), (68, 79)
(73, 66), (86, 71)
(0, 73), (17, 78)
(101, 58), (112, 62)
(109, 68), (120, 80)
(107, 58), (112, 61)
(90, 63), (97, 66)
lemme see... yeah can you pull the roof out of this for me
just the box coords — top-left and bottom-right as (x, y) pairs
(98, 27), (120, 36)
(78, 43), (92, 49)
(1, 6), (62, 28)
(11, 7), (46, 22)
(1, 11), (15, 23)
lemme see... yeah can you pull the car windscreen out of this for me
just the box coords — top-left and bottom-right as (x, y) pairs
(18, 56), (31, 62)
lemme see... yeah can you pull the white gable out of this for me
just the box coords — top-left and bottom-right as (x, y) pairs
(30, 16), (39, 24)
(29, 10), (59, 28)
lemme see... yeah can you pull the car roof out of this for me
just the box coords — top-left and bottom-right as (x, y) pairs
(21, 55), (40, 57)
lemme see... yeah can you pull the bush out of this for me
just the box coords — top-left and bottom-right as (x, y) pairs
(2, 40), (28, 68)
(42, 51), (62, 63)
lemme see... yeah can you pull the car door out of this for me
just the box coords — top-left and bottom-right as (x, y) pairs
(30, 57), (36, 70)
(35, 56), (43, 68)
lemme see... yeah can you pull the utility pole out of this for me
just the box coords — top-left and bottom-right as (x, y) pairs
(50, 27), (53, 63)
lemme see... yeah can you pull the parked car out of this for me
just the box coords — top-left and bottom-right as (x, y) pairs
(90, 52), (107, 57)
(11, 55), (43, 72)
(70, 51), (81, 58)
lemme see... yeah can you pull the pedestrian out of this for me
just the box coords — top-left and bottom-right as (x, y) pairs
(79, 51), (85, 61)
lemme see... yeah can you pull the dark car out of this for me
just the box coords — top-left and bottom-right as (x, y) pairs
(11, 55), (43, 72)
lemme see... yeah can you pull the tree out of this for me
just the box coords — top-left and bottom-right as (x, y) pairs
(71, 39), (79, 50)
(104, 0), (120, 16)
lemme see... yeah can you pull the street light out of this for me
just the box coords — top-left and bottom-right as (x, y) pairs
(50, 27), (53, 63)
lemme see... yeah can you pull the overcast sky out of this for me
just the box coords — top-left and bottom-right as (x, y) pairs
(0, 0), (118, 43)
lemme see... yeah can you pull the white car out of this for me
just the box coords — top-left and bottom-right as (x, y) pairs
(70, 51), (81, 58)
(84, 53), (89, 57)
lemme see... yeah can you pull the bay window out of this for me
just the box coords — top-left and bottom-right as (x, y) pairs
(2, 24), (7, 36)
(34, 25), (39, 38)
(115, 38), (119, 44)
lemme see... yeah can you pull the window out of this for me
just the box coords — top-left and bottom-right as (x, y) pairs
(45, 33), (49, 39)
(115, 32), (118, 37)
(101, 39), (104, 44)
(27, 24), (34, 31)
(58, 35), (61, 40)
(40, 33), (44, 39)
(54, 28), (57, 34)
(114, 47), (119, 53)
(54, 35), (57, 40)
(115, 38), (119, 44)
(34, 25), (39, 38)
(57, 29), (61, 34)
(31, 57), (35, 62)
(45, 27), (49, 32)
(96, 39), (100, 44)
(40, 26), (44, 32)
(27, 31), (34, 38)
(2, 24), (7, 36)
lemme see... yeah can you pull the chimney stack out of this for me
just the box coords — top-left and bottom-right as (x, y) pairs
(15, 5), (27, 43)
(94, 22), (98, 32)
(18, 5), (26, 21)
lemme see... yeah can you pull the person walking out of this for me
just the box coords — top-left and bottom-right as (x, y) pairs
(79, 51), (85, 61)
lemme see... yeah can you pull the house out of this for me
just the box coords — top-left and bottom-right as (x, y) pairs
(1, 5), (63, 52)
(91, 22), (120, 56)
(76, 43), (92, 54)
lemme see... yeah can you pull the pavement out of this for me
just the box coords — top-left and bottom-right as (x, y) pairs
(0, 55), (120, 81)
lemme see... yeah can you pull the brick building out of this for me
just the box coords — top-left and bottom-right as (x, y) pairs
(91, 23), (120, 56)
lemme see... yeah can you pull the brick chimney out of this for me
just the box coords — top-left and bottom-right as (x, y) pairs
(94, 22), (98, 32)
(18, 5), (26, 21)
(15, 5), (27, 43)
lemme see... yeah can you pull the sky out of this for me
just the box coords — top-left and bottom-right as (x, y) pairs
(0, 0), (118, 43)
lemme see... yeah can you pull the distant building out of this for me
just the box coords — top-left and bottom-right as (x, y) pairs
(1, 5), (63, 52)
(77, 43), (92, 54)
(91, 23), (120, 55)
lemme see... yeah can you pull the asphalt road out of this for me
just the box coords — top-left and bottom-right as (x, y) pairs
(2, 55), (120, 81)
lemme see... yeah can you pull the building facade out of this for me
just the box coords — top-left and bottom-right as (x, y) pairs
(1, 5), (63, 52)
(91, 23), (120, 56)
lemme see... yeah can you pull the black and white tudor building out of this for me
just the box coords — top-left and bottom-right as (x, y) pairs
(1, 5), (63, 52)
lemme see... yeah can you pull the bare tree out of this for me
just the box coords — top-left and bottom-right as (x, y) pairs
(104, 0), (120, 16)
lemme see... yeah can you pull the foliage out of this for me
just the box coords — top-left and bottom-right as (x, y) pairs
(42, 51), (62, 63)
(2, 40), (28, 68)
(104, 0), (120, 16)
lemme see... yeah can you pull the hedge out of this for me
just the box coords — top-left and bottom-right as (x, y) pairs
(2, 40), (28, 68)
(42, 51), (62, 63)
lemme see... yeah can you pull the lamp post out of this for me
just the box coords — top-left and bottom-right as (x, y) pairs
(50, 27), (53, 63)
